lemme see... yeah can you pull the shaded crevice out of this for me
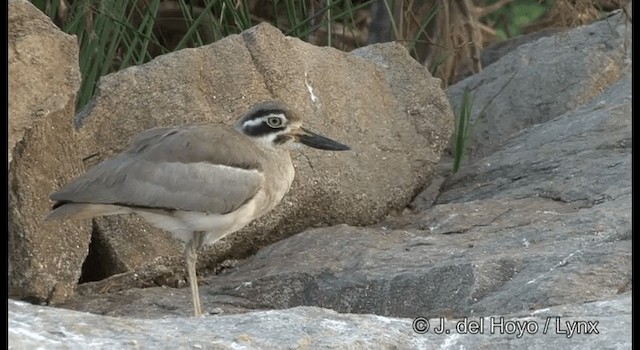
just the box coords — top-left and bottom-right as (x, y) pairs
(78, 221), (127, 284)
(536, 193), (596, 209)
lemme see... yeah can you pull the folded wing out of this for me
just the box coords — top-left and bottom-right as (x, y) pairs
(49, 125), (265, 216)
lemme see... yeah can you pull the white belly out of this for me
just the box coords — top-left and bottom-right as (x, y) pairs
(136, 196), (259, 246)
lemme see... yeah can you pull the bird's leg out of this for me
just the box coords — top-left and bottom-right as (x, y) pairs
(185, 231), (207, 317)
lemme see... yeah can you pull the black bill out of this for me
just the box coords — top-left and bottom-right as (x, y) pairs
(298, 128), (350, 151)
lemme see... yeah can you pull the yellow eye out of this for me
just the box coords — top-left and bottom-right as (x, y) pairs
(267, 117), (283, 128)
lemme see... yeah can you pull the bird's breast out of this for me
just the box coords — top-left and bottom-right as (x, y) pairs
(254, 150), (295, 217)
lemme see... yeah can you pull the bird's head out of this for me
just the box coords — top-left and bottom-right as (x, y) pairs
(235, 101), (350, 151)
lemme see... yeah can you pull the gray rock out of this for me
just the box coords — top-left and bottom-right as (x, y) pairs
(9, 293), (631, 349)
(439, 71), (631, 206)
(447, 11), (631, 160)
(479, 28), (564, 69)
(456, 27), (565, 82)
(8, 0), (87, 304)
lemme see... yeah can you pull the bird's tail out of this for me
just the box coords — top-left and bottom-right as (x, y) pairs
(44, 203), (131, 221)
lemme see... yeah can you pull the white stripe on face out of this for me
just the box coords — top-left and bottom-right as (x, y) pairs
(241, 113), (286, 128)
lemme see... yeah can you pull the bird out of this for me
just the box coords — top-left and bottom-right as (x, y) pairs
(45, 101), (350, 317)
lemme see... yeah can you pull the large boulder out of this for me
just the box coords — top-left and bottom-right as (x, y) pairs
(447, 10), (631, 160)
(8, 0), (85, 304)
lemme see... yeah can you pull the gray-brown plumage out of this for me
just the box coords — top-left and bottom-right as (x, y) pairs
(46, 101), (349, 317)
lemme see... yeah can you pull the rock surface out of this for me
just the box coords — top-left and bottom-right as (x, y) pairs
(447, 11), (631, 160)
(8, 0), (87, 304)
(9, 293), (631, 349)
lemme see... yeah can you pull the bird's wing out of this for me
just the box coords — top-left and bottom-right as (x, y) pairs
(51, 125), (265, 214)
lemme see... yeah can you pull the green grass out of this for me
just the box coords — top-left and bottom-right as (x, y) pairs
(451, 70), (517, 173)
(452, 87), (474, 174)
(483, 0), (549, 39)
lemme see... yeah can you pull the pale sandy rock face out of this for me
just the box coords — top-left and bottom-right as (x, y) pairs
(8, 0), (85, 304)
